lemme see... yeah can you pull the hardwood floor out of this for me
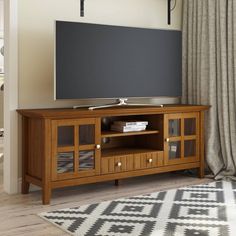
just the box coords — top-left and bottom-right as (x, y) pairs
(0, 172), (212, 236)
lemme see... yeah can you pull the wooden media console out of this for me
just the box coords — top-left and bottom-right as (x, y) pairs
(18, 105), (209, 204)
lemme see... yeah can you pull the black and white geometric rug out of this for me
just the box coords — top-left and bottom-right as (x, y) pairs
(39, 181), (236, 236)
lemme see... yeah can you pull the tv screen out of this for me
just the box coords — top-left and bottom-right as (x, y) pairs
(55, 21), (182, 100)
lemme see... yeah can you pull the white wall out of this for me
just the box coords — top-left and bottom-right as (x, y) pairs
(0, 0), (3, 32)
(4, 0), (19, 193)
(18, 0), (183, 109)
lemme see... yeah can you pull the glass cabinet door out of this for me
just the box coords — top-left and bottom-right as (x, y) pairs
(169, 119), (181, 137)
(168, 141), (181, 160)
(78, 123), (98, 174)
(184, 140), (196, 158)
(164, 113), (199, 165)
(52, 118), (100, 180)
(184, 118), (196, 136)
(78, 150), (95, 171)
(183, 117), (197, 159)
(57, 152), (74, 174)
(57, 126), (74, 147)
(79, 125), (95, 145)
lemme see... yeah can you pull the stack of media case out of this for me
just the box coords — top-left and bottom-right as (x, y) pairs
(111, 120), (148, 132)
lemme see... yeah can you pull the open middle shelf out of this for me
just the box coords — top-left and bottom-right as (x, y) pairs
(101, 130), (159, 138)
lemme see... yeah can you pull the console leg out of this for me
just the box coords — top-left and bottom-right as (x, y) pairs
(198, 167), (205, 179)
(199, 111), (205, 179)
(42, 186), (51, 205)
(22, 179), (30, 194)
(115, 179), (120, 186)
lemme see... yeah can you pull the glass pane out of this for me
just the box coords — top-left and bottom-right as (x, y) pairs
(169, 141), (181, 159)
(184, 118), (196, 136)
(58, 126), (74, 146)
(57, 152), (74, 174)
(169, 119), (181, 137)
(79, 150), (95, 171)
(79, 125), (95, 145)
(184, 140), (196, 157)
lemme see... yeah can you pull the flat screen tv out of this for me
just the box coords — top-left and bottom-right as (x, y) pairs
(55, 21), (182, 100)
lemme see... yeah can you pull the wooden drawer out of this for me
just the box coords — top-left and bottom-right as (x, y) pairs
(101, 154), (134, 174)
(101, 151), (163, 175)
(134, 151), (164, 170)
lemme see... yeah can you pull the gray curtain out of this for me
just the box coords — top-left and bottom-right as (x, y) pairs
(182, 0), (236, 178)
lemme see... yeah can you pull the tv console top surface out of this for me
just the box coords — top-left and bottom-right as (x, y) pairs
(17, 104), (210, 119)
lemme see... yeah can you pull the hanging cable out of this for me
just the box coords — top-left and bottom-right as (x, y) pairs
(80, 0), (85, 17)
(168, 0), (177, 25)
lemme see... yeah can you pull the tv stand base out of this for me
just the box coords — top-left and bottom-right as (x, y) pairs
(74, 98), (163, 110)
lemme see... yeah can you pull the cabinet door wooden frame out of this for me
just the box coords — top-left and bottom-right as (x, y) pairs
(51, 118), (101, 181)
(164, 112), (200, 165)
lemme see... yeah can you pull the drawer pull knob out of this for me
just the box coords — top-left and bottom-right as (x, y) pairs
(148, 158), (153, 163)
(165, 138), (170, 142)
(96, 144), (101, 149)
(117, 162), (122, 167)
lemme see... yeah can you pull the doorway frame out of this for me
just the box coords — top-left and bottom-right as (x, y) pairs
(3, 0), (19, 194)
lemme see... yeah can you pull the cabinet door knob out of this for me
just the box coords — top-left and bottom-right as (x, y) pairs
(165, 138), (170, 142)
(117, 162), (122, 167)
(96, 144), (101, 149)
(148, 158), (153, 163)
